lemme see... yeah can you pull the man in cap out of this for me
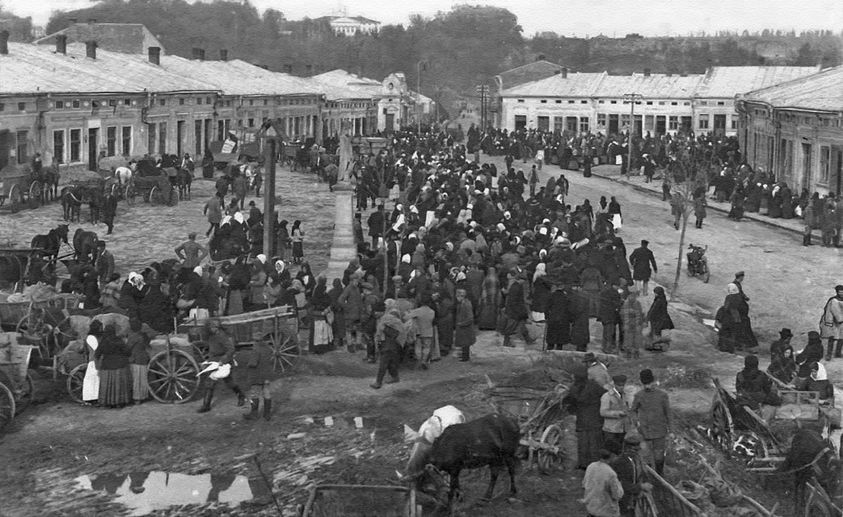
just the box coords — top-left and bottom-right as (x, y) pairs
(819, 285), (843, 360)
(611, 433), (652, 517)
(601, 374), (630, 455)
(197, 319), (246, 413)
(628, 240), (657, 296)
(630, 369), (670, 475)
(733, 271), (749, 301)
(770, 328), (793, 364)
(174, 232), (208, 270)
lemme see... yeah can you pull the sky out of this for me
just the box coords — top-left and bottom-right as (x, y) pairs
(3, 0), (842, 37)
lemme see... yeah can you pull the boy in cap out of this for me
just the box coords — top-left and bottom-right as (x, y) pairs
(630, 369), (670, 476)
(582, 448), (624, 517)
(611, 433), (652, 517)
(601, 374), (630, 455)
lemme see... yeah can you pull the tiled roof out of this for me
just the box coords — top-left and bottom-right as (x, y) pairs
(500, 72), (606, 97)
(0, 42), (214, 95)
(593, 73), (704, 99)
(497, 60), (567, 90)
(740, 65), (843, 113)
(696, 66), (820, 98)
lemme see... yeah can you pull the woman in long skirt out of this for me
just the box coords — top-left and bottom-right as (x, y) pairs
(126, 318), (150, 404)
(82, 320), (103, 405)
(434, 287), (455, 356)
(309, 276), (333, 353)
(291, 220), (304, 264)
(95, 324), (132, 408)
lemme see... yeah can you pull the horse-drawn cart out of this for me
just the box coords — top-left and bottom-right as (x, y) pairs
(485, 374), (569, 473)
(0, 164), (43, 212)
(0, 334), (36, 431)
(181, 305), (301, 374)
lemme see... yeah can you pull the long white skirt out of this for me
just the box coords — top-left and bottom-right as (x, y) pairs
(82, 360), (100, 402)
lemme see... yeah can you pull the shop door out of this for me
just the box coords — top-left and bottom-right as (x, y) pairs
(566, 117), (578, 132)
(656, 116), (666, 135)
(608, 115), (619, 134)
(514, 115), (526, 131)
(537, 116), (549, 131)
(801, 143), (812, 191)
(177, 120), (185, 157)
(88, 128), (99, 171)
(385, 113), (395, 132)
(832, 147), (842, 196)
(713, 115), (727, 136)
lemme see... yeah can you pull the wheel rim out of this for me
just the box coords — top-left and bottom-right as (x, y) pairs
(537, 424), (564, 474)
(147, 349), (200, 404)
(67, 364), (87, 404)
(0, 383), (17, 430)
(149, 185), (158, 205)
(29, 181), (42, 203)
(270, 332), (300, 373)
(125, 185), (135, 205)
(9, 185), (20, 213)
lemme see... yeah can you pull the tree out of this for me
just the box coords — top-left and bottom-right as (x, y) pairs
(794, 42), (817, 65)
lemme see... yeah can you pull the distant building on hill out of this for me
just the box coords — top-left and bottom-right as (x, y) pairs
(314, 15), (381, 36)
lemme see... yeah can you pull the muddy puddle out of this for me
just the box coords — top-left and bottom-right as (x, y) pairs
(74, 470), (268, 515)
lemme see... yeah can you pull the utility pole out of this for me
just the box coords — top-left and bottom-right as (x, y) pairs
(475, 84), (489, 130)
(262, 121), (278, 258)
(623, 93), (643, 178)
(416, 60), (426, 135)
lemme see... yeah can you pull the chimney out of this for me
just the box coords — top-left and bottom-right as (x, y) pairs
(219, 49), (228, 61)
(0, 31), (8, 55)
(88, 18), (97, 24)
(56, 35), (67, 55)
(85, 40), (97, 59)
(561, 67), (568, 78)
(192, 47), (205, 61)
(148, 46), (161, 65)
(644, 68), (651, 77)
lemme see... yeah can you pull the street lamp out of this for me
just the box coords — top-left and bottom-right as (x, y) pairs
(417, 60), (427, 135)
(622, 93), (643, 178)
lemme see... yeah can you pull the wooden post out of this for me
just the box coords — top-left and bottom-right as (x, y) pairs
(263, 137), (277, 258)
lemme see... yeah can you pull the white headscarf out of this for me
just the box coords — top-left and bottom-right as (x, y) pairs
(233, 212), (245, 224)
(727, 283), (739, 295)
(256, 254), (267, 264)
(811, 362), (827, 381)
(401, 254), (411, 264)
(192, 266), (203, 276)
(128, 272), (144, 289)
(221, 215), (232, 226)
(533, 263), (547, 282)
(275, 260), (285, 273)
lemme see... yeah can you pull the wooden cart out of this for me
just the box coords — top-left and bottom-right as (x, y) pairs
(0, 164), (42, 213)
(0, 335), (36, 431)
(181, 305), (301, 373)
(3, 293), (85, 359)
(485, 374), (569, 474)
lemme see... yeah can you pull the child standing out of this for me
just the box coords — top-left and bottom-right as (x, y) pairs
(243, 340), (274, 420)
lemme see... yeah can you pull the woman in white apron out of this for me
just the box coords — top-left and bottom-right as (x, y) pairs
(82, 321), (103, 404)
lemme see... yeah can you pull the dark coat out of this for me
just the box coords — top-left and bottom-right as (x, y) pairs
(646, 294), (674, 335)
(629, 247), (657, 281)
(95, 332), (129, 370)
(597, 285), (621, 324)
(566, 378), (606, 431)
(244, 342), (274, 386)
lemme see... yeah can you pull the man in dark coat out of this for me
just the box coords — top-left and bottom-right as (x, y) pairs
(565, 364), (606, 469)
(501, 271), (533, 347)
(598, 282), (621, 354)
(611, 434), (652, 517)
(102, 191), (118, 234)
(367, 205), (385, 249)
(628, 240), (657, 296)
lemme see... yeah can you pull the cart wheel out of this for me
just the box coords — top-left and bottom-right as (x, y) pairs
(634, 490), (658, 517)
(710, 395), (734, 454)
(125, 184), (136, 205)
(536, 424), (564, 474)
(67, 363), (87, 404)
(29, 180), (43, 206)
(148, 185), (159, 205)
(8, 184), (21, 213)
(16, 312), (51, 352)
(15, 373), (34, 415)
(147, 349), (200, 404)
(702, 262), (710, 283)
(0, 382), (15, 431)
(267, 331), (300, 373)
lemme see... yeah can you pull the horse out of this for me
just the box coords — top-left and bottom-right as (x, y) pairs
(115, 164), (134, 189)
(72, 228), (99, 264)
(61, 186), (83, 222)
(31, 224), (70, 260)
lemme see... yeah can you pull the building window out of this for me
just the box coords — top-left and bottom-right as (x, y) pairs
(148, 123), (156, 154)
(248, 118), (255, 127)
(699, 114), (710, 130)
(159, 98), (166, 106)
(108, 99), (117, 107)
(72, 100), (80, 108)
(598, 100), (604, 104)
(263, 99), (268, 106)
(731, 118), (738, 130)
(517, 99), (524, 103)
(18, 102), (26, 112)
(70, 129), (82, 162)
(700, 101), (708, 106)
(121, 126), (132, 156)
(717, 101), (725, 106)
(597, 113), (607, 127)
(540, 100), (547, 104)
(106, 126), (117, 156)
(579, 118), (590, 133)
(671, 101), (678, 106)
(196, 98), (202, 105)
(646, 101), (653, 105)
(644, 115), (655, 130)
(553, 116), (564, 132)
(206, 97), (212, 105)
(820, 146), (830, 184)
(580, 100), (587, 104)
(568, 100), (575, 104)
(124, 99), (131, 106)
(53, 130), (65, 164)
(555, 100), (562, 104)
(683, 102), (690, 106)
(179, 98), (185, 105)
(15, 130), (28, 164)
(55, 101), (64, 109)
(667, 116), (678, 130)
(0, 103), (4, 111)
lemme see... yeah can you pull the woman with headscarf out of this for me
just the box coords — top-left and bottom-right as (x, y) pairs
(296, 262), (316, 301)
(794, 331), (825, 390)
(290, 220), (304, 264)
(477, 266), (501, 330)
(531, 263), (551, 324)
(327, 278), (346, 349)
(735, 354), (777, 410)
(82, 320), (104, 405)
(768, 347), (796, 384)
(247, 260), (268, 311)
(275, 219), (290, 259)
(225, 255), (250, 316)
(96, 323), (132, 408)
(645, 286), (674, 346)
(433, 284), (455, 357)
(308, 276), (333, 352)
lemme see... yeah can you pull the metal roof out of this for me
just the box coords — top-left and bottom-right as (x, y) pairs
(496, 60), (567, 90)
(0, 42), (214, 95)
(311, 69), (383, 97)
(740, 65), (843, 113)
(593, 73), (703, 99)
(500, 72), (607, 97)
(696, 66), (820, 98)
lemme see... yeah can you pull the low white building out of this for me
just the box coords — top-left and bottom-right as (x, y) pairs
(321, 16), (381, 36)
(499, 66), (820, 137)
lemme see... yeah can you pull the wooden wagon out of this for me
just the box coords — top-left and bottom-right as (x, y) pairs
(0, 164), (42, 212)
(301, 484), (420, 517)
(485, 374), (569, 473)
(0, 335), (36, 431)
(181, 305), (301, 373)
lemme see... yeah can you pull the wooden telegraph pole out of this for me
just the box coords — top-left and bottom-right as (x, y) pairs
(262, 122), (278, 258)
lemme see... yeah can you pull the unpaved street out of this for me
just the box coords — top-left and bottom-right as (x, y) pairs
(0, 159), (840, 516)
